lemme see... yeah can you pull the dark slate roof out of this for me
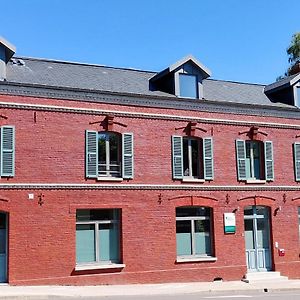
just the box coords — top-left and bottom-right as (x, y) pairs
(264, 73), (300, 93)
(4, 57), (291, 108)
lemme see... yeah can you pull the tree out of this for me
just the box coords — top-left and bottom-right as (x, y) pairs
(287, 32), (300, 64)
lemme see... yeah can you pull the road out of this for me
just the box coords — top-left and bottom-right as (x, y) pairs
(45, 290), (300, 300)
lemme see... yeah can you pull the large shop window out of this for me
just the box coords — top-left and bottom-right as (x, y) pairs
(176, 207), (214, 261)
(76, 209), (121, 267)
(172, 136), (214, 181)
(86, 131), (133, 179)
(236, 140), (274, 182)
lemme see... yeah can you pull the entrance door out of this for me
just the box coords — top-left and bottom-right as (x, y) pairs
(0, 213), (7, 282)
(244, 206), (272, 272)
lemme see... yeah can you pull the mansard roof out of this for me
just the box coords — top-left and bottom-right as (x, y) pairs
(4, 56), (290, 109)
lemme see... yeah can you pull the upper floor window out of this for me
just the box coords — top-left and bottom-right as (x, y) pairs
(296, 87), (300, 107)
(176, 206), (214, 259)
(179, 74), (198, 98)
(0, 126), (15, 177)
(172, 136), (213, 181)
(236, 140), (274, 182)
(293, 143), (300, 181)
(86, 130), (133, 180)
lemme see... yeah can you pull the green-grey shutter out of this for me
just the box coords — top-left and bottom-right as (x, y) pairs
(294, 143), (300, 181)
(172, 135), (183, 179)
(122, 133), (134, 179)
(0, 126), (15, 177)
(203, 137), (214, 180)
(236, 139), (246, 180)
(85, 130), (98, 178)
(264, 141), (274, 181)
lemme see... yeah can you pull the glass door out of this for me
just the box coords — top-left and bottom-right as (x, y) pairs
(244, 206), (271, 272)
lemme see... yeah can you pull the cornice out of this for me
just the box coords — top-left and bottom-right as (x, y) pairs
(0, 99), (299, 130)
(0, 183), (300, 191)
(0, 82), (300, 121)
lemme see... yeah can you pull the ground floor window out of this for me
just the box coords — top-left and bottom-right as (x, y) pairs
(76, 209), (120, 265)
(176, 206), (212, 258)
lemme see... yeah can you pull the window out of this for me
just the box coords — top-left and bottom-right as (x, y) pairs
(176, 207), (213, 259)
(179, 74), (198, 98)
(76, 209), (121, 265)
(295, 87), (300, 107)
(294, 143), (300, 181)
(98, 132), (121, 177)
(172, 136), (213, 181)
(86, 131), (133, 179)
(298, 207), (300, 238)
(0, 126), (15, 177)
(236, 140), (274, 181)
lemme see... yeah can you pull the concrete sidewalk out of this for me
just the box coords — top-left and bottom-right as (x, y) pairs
(1, 280), (300, 299)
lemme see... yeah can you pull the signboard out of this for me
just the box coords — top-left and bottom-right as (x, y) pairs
(224, 213), (236, 234)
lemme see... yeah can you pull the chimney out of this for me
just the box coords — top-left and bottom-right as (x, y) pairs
(0, 37), (16, 81)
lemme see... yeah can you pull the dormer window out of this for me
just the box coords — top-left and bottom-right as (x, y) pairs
(296, 85), (300, 107)
(179, 74), (198, 98)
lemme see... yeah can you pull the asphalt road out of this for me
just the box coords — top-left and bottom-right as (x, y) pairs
(45, 290), (300, 300)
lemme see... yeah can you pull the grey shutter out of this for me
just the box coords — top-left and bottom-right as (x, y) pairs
(172, 135), (183, 179)
(203, 137), (214, 180)
(0, 126), (15, 177)
(85, 130), (98, 178)
(122, 133), (134, 179)
(264, 141), (274, 181)
(236, 140), (246, 180)
(294, 143), (300, 181)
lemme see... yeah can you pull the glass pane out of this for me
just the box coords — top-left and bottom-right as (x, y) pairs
(0, 214), (6, 255)
(179, 74), (197, 98)
(98, 133), (107, 165)
(256, 218), (270, 249)
(244, 219), (254, 249)
(191, 139), (199, 177)
(76, 224), (95, 263)
(109, 133), (120, 165)
(296, 87), (300, 107)
(176, 220), (192, 256)
(244, 206), (254, 216)
(256, 206), (268, 216)
(99, 223), (120, 262)
(176, 207), (210, 217)
(77, 209), (119, 222)
(195, 220), (211, 255)
(183, 138), (189, 176)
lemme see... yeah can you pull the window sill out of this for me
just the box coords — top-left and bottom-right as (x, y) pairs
(75, 263), (125, 271)
(245, 179), (266, 184)
(97, 177), (123, 182)
(182, 178), (205, 183)
(176, 256), (217, 263)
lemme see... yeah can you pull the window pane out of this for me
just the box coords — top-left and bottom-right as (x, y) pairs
(191, 139), (199, 177)
(99, 223), (120, 262)
(195, 220), (211, 255)
(76, 209), (119, 222)
(0, 214), (6, 254)
(183, 138), (189, 176)
(76, 224), (95, 263)
(109, 133), (119, 164)
(98, 133), (107, 165)
(256, 218), (270, 249)
(179, 74), (197, 98)
(176, 220), (192, 256)
(176, 207), (210, 217)
(244, 219), (254, 249)
(296, 87), (300, 107)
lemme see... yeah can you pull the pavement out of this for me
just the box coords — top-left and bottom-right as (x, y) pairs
(1, 279), (300, 299)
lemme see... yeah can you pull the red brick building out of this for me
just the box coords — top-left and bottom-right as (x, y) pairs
(0, 37), (300, 285)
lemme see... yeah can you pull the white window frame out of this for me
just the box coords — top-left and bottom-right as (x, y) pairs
(176, 207), (214, 260)
(76, 209), (121, 267)
(294, 83), (300, 107)
(98, 132), (121, 178)
(246, 141), (261, 180)
(183, 137), (201, 179)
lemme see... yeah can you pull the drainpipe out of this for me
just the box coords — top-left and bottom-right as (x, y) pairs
(0, 37), (16, 81)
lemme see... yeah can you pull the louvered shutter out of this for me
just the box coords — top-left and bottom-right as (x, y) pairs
(294, 143), (300, 181)
(264, 141), (274, 181)
(85, 130), (98, 178)
(0, 126), (15, 177)
(122, 133), (134, 179)
(172, 135), (183, 179)
(236, 140), (246, 180)
(203, 137), (214, 180)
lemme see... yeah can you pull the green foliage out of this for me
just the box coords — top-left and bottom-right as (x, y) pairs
(287, 32), (300, 64)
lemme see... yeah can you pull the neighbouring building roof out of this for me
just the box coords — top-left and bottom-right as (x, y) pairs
(4, 56), (293, 109)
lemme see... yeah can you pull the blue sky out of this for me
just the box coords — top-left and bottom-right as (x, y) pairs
(1, 0), (299, 84)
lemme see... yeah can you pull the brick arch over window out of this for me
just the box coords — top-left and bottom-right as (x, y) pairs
(238, 195), (276, 207)
(169, 195), (218, 208)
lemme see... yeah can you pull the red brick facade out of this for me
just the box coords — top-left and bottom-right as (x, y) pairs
(0, 93), (300, 285)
